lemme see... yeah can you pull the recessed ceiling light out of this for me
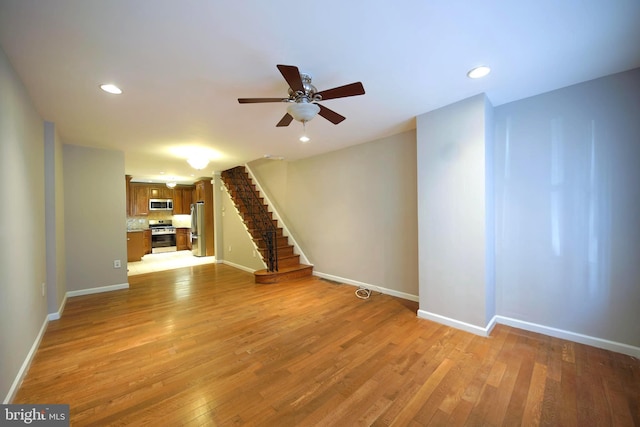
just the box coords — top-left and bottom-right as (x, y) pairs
(467, 66), (491, 79)
(299, 135), (310, 143)
(100, 83), (122, 94)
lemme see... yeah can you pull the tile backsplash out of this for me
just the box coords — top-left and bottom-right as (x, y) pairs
(172, 215), (191, 228)
(127, 217), (148, 230)
(127, 212), (192, 230)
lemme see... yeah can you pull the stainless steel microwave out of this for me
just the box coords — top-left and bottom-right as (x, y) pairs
(149, 199), (173, 211)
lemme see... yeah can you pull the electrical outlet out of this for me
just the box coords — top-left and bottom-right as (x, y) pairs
(41, 282), (46, 297)
(114, 259), (121, 268)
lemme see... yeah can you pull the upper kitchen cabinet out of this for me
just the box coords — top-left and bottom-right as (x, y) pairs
(126, 180), (195, 217)
(130, 183), (149, 216)
(194, 179), (215, 256)
(195, 180), (207, 203)
(149, 186), (174, 199)
(173, 185), (194, 215)
(126, 175), (132, 216)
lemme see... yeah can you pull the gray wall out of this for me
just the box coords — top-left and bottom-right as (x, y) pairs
(249, 130), (419, 298)
(44, 122), (66, 314)
(1, 43), (129, 400)
(63, 145), (128, 292)
(415, 68), (640, 350)
(416, 94), (495, 329)
(493, 68), (640, 347)
(0, 47), (48, 402)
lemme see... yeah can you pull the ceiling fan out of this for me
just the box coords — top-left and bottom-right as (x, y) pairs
(238, 64), (365, 127)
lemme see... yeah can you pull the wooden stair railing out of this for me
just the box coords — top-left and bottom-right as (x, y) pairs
(221, 166), (313, 283)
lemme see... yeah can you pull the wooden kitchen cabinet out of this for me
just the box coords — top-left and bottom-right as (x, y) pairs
(195, 180), (205, 203)
(130, 184), (149, 216)
(143, 229), (151, 254)
(193, 179), (214, 256)
(149, 186), (173, 199)
(127, 232), (144, 262)
(176, 228), (189, 251)
(173, 187), (182, 212)
(125, 175), (132, 216)
(172, 186), (195, 215)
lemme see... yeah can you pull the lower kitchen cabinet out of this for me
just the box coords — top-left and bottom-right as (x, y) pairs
(176, 228), (189, 251)
(143, 229), (151, 254)
(127, 231), (144, 262)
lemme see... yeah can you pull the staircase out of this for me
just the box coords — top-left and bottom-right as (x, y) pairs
(220, 166), (313, 284)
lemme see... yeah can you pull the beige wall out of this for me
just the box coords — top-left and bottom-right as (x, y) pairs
(0, 47), (48, 402)
(63, 145), (128, 292)
(249, 130), (419, 298)
(220, 185), (266, 272)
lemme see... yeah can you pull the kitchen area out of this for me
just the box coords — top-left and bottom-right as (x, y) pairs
(125, 176), (216, 275)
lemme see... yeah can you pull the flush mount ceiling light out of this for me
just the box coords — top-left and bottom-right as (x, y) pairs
(100, 83), (122, 94)
(467, 66), (491, 79)
(165, 180), (177, 189)
(187, 157), (209, 170)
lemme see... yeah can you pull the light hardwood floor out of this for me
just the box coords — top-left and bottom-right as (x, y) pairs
(14, 264), (640, 426)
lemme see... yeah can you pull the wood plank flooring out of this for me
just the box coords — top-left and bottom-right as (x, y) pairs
(14, 264), (640, 426)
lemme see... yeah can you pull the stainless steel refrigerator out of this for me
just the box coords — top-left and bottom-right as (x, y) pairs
(191, 202), (206, 257)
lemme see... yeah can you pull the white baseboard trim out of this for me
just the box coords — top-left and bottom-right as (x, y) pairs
(314, 271), (419, 302)
(417, 309), (497, 337)
(221, 260), (257, 274)
(66, 282), (129, 298)
(3, 316), (49, 404)
(494, 315), (640, 359)
(47, 294), (67, 321)
(415, 311), (640, 358)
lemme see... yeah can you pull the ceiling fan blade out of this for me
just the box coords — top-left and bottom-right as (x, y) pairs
(276, 113), (293, 127)
(316, 82), (365, 100)
(317, 104), (346, 124)
(238, 98), (287, 104)
(277, 64), (304, 93)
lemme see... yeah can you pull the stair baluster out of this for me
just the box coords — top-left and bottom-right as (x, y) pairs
(222, 167), (278, 272)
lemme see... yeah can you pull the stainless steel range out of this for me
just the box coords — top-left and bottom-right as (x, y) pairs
(149, 220), (176, 253)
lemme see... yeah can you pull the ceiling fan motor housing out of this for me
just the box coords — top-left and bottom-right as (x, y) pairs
(288, 73), (321, 103)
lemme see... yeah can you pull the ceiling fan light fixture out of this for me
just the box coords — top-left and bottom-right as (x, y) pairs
(287, 102), (320, 122)
(187, 157), (209, 170)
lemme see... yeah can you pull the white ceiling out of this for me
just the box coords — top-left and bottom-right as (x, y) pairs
(1, 1), (639, 184)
